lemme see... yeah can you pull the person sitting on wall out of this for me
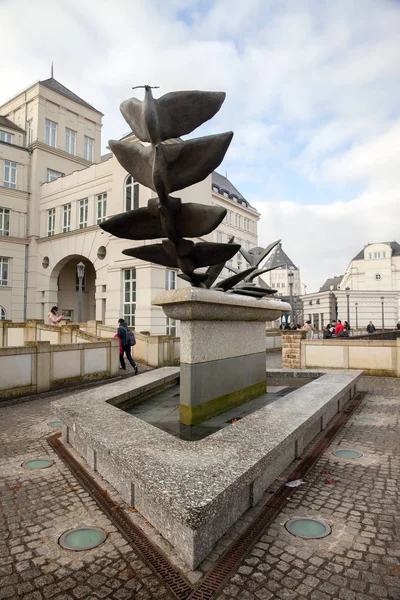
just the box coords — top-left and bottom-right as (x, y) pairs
(48, 306), (64, 326)
(396, 321), (400, 330)
(330, 320), (337, 336)
(323, 325), (332, 339)
(302, 320), (313, 340)
(366, 321), (376, 334)
(117, 318), (138, 374)
(284, 321), (297, 330)
(335, 320), (344, 336)
(338, 327), (349, 337)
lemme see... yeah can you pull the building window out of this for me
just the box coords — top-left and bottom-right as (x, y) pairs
(47, 208), (55, 236)
(382, 252), (386, 258)
(375, 274), (381, 280)
(78, 199), (88, 229)
(45, 119), (57, 147)
(212, 185), (219, 193)
(97, 193), (107, 224)
(47, 169), (63, 182)
(3, 161), (17, 189)
(0, 130), (13, 144)
(165, 269), (176, 290)
(123, 268), (136, 326)
(0, 306), (6, 320)
(125, 176), (139, 211)
(223, 191), (229, 198)
(27, 120), (33, 144)
(0, 208), (10, 236)
(0, 257), (9, 286)
(62, 204), (71, 233)
(84, 136), (94, 161)
(368, 253), (372, 259)
(226, 210), (233, 225)
(166, 317), (177, 336)
(65, 128), (76, 155)
(216, 231), (223, 243)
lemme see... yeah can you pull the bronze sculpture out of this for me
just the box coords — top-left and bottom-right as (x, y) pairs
(100, 86), (282, 296)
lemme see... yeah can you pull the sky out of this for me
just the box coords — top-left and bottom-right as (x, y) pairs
(1, 0), (399, 292)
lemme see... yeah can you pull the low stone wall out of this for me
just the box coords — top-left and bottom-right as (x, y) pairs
(95, 323), (180, 367)
(266, 330), (282, 352)
(52, 367), (362, 569)
(0, 339), (120, 400)
(301, 338), (400, 376)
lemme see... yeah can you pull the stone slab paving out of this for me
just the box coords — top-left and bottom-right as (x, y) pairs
(1, 374), (399, 600)
(0, 390), (171, 600)
(218, 376), (400, 600)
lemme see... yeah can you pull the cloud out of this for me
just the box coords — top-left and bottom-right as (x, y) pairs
(1, 0), (399, 291)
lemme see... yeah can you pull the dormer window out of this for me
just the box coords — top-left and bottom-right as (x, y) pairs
(212, 185), (219, 193)
(0, 130), (13, 144)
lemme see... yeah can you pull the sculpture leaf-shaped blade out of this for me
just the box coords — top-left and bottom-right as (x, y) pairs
(120, 91), (226, 143)
(156, 91), (226, 141)
(123, 244), (178, 268)
(189, 242), (239, 268)
(239, 239), (281, 267)
(177, 203), (226, 237)
(109, 140), (155, 191)
(163, 132), (233, 193)
(120, 98), (149, 142)
(100, 202), (226, 240)
(214, 267), (256, 292)
(100, 207), (163, 239)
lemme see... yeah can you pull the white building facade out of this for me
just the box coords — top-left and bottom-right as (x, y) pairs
(0, 77), (260, 334)
(300, 242), (400, 331)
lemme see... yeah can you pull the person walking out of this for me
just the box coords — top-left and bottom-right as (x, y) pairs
(48, 306), (64, 326)
(366, 321), (376, 334)
(117, 318), (138, 374)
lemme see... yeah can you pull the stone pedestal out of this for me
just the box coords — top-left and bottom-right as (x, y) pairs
(153, 288), (290, 425)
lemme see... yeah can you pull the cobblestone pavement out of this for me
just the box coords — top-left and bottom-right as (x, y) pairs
(1, 375), (399, 599)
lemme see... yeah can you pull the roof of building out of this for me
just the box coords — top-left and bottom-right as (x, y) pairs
(39, 78), (103, 115)
(0, 115), (25, 133)
(261, 242), (298, 271)
(319, 276), (343, 292)
(352, 241), (400, 261)
(212, 171), (256, 210)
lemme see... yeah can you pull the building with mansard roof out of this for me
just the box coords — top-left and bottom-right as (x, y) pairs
(0, 76), (260, 334)
(298, 242), (400, 332)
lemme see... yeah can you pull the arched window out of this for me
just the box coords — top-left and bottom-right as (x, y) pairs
(0, 306), (6, 320)
(125, 176), (139, 211)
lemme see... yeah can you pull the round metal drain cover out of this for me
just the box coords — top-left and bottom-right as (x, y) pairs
(285, 517), (331, 539)
(48, 421), (62, 427)
(59, 527), (107, 551)
(333, 449), (363, 459)
(358, 417), (376, 423)
(22, 459), (54, 470)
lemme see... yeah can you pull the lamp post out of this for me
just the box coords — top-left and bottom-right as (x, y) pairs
(345, 287), (350, 332)
(381, 296), (384, 332)
(355, 302), (358, 332)
(288, 271), (294, 324)
(76, 262), (85, 323)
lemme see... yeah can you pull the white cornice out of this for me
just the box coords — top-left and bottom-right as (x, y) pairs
(31, 141), (93, 168)
(37, 224), (100, 243)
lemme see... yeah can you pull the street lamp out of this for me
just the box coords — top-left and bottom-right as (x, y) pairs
(288, 271), (294, 324)
(345, 287), (350, 331)
(76, 262), (85, 322)
(381, 296), (385, 332)
(355, 302), (358, 331)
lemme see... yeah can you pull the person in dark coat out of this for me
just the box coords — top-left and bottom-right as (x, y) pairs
(366, 321), (376, 334)
(117, 318), (138, 374)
